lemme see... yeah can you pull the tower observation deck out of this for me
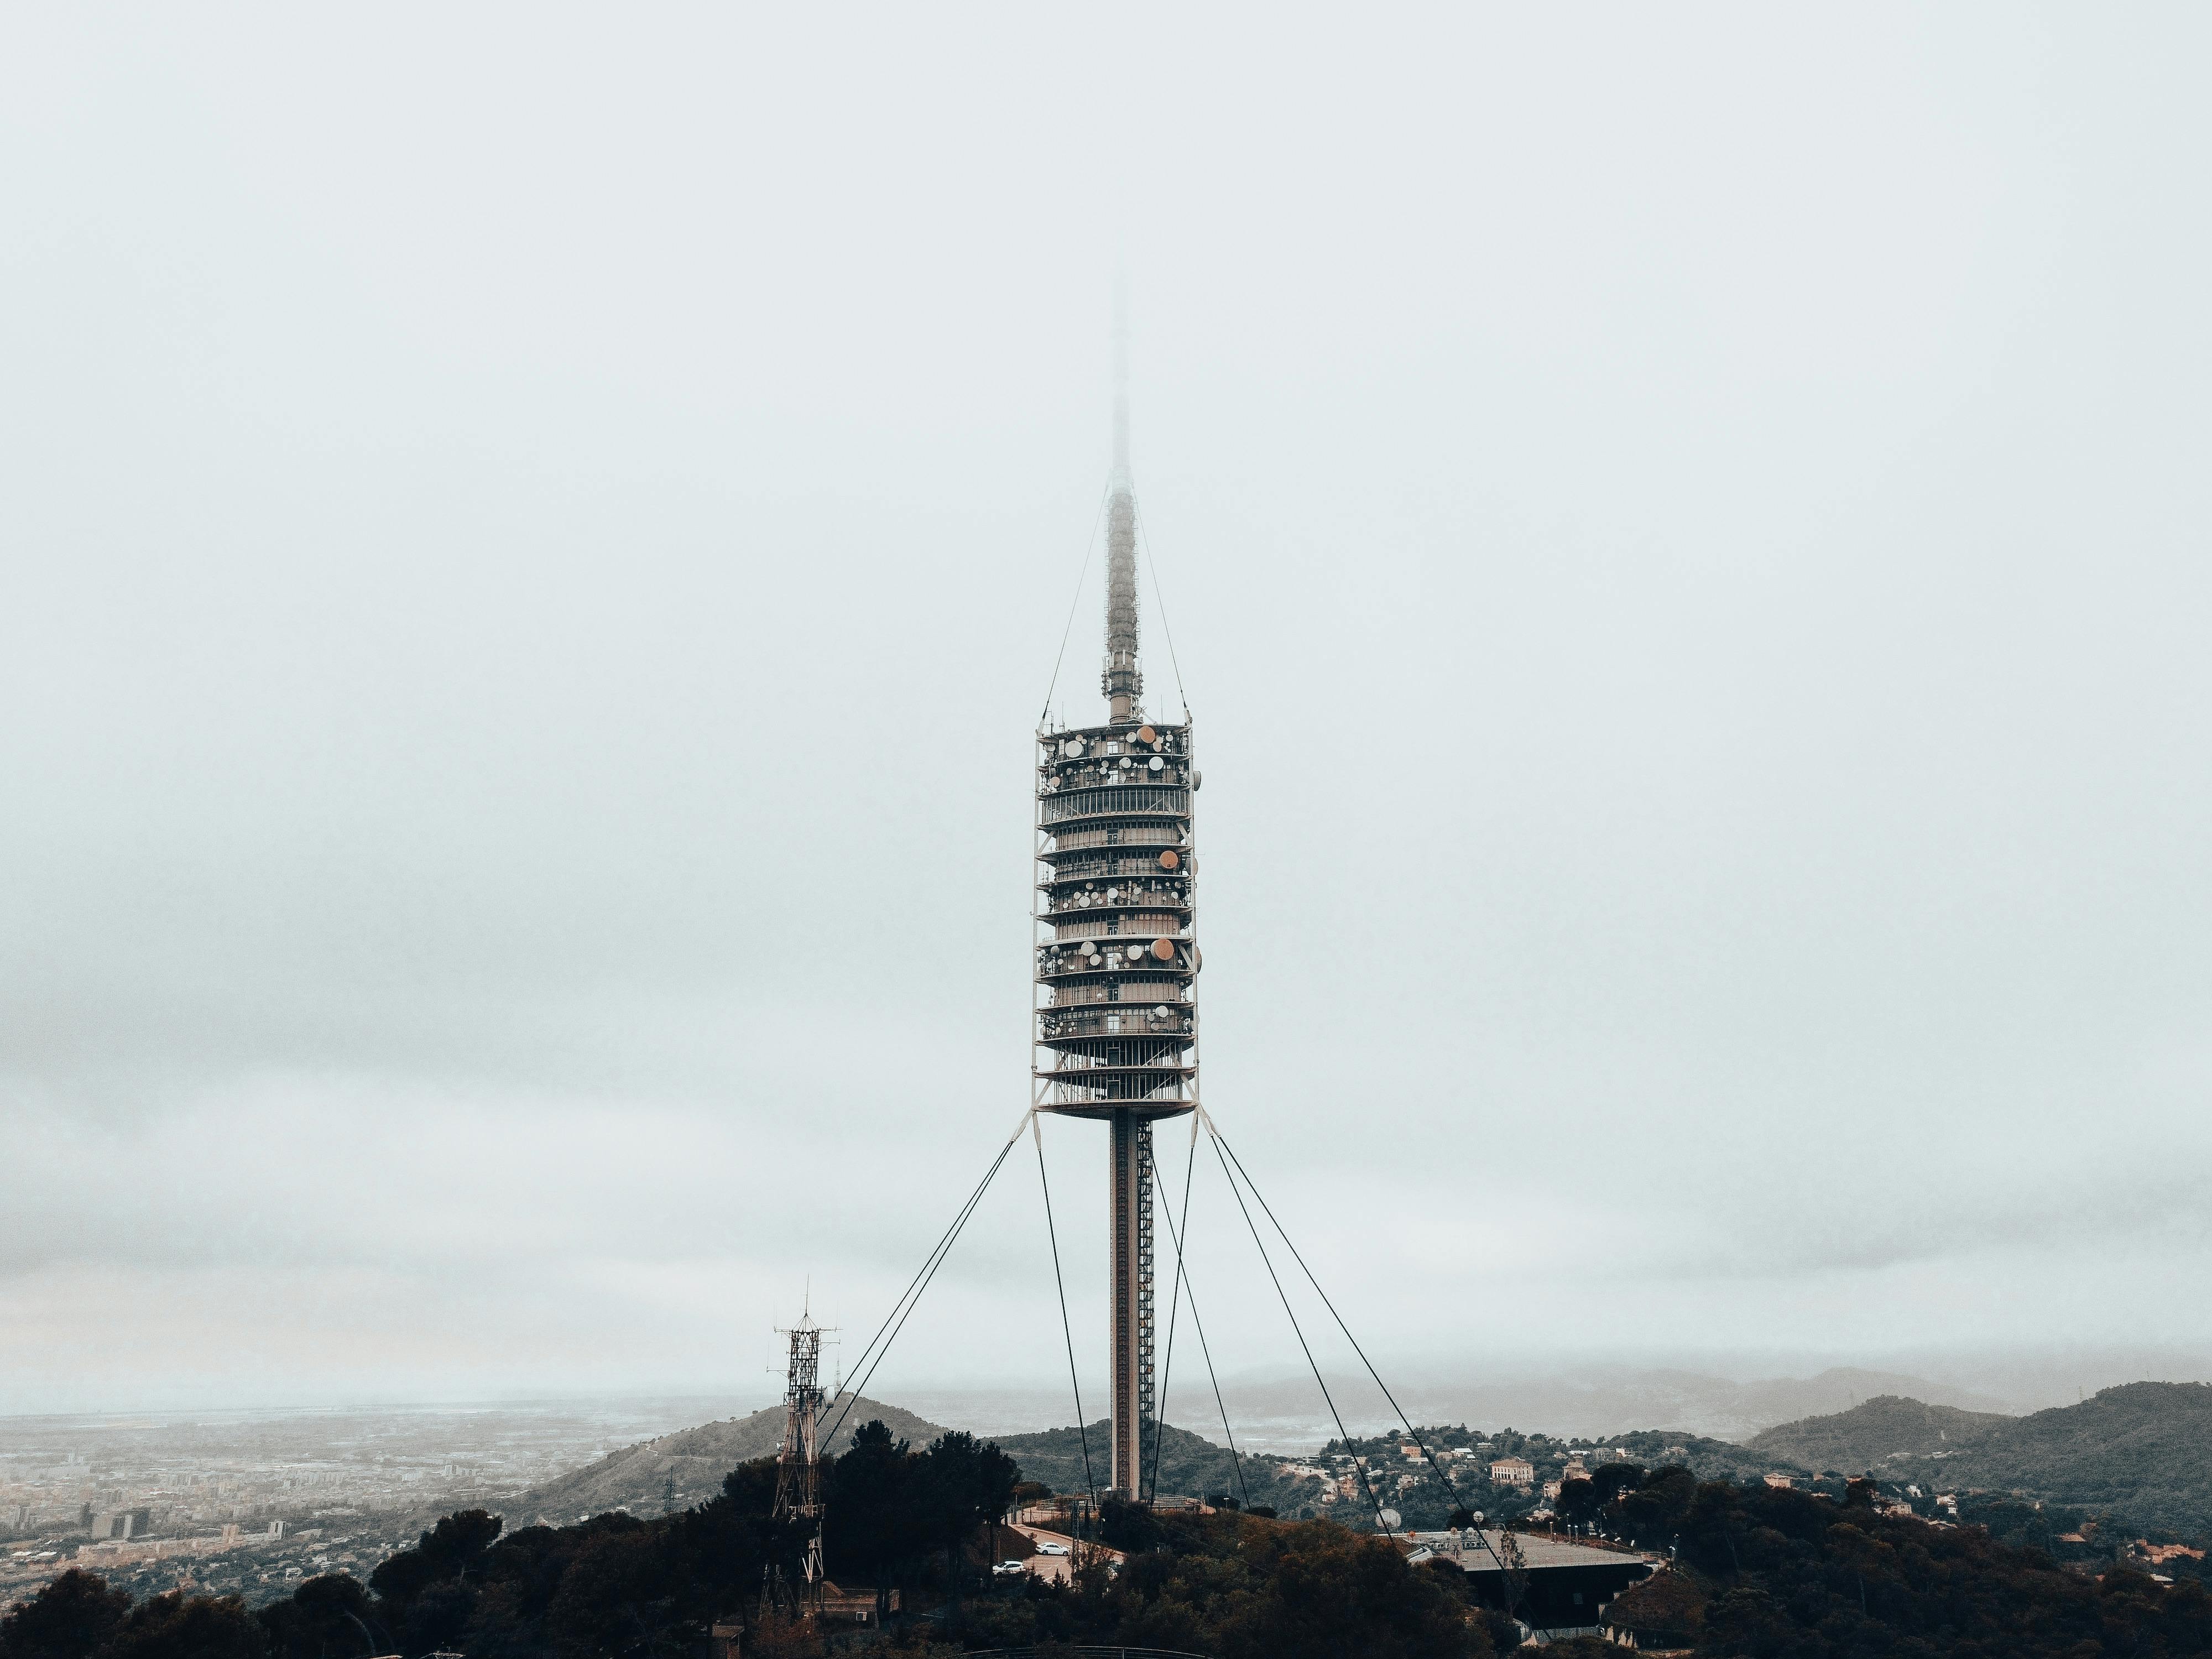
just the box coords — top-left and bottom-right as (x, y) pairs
(1034, 394), (1197, 1499)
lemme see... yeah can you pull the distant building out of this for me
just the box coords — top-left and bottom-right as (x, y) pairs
(87, 1510), (152, 1541)
(1762, 1474), (1793, 1490)
(818, 1583), (897, 1624)
(1489, 1458), (1535, 1487)
(1415, 1528), (1655, 1637)
(2135, 1541), (2207, 1566)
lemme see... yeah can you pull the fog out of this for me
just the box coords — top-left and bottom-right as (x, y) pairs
(4, 4), (2209, 1418)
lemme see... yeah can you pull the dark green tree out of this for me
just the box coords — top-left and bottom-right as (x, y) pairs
(105, 1593), (267, 1659)
(1589, 1462), (1645, 1506)
(823, 1421), (924, 1618)
(0, 1571), (133, 1659)
(417, 1510), (504, 1582)
(915, 1431), (1019, 1610)
(258, 1574), (380, 1659)
(1554, 1477), (1600, 1528)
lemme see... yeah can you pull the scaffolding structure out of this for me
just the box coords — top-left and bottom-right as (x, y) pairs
(1033, 380), (1197, 1498)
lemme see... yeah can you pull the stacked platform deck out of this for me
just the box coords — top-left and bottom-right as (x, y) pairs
(1034, 718), (1198, 1122)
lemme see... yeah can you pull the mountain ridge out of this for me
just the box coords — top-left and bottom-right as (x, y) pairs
(506, 1395), (948, 1522)
(1754, 1382), (2212, 1533)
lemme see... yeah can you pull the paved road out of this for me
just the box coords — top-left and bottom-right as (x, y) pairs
(1001, 1522), (1126, 1583)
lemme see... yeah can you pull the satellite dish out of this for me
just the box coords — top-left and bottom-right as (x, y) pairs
(1106, 888), (1120, 900)
(1379, 1508), (1402, 1530)
(1063, 739), (1082, 758)
(1152, 938), (1175, 961)
(1138, 725), (1156, 744)
(1159, 851), (1180, 870)
(1120, 756), (1134, 769)
(1149, 757), (1164, 772)
(1156, 1004), (1173, 1017)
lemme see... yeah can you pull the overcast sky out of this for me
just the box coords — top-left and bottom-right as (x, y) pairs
(4, 4), (2209, 1418)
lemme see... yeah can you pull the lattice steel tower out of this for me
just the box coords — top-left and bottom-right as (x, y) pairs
(761, 1315), (826, 1613)
(1034, 344), (1198, 1499)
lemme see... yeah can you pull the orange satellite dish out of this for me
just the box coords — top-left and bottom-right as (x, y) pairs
(1152, 938), (1175, 962)
(1159, 850), (1180, 870)
(1138, 725), (1156, 745)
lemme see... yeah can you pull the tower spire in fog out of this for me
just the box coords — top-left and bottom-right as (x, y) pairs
(1103, 285), (1142, 727)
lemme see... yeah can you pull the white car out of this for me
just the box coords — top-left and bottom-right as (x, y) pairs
(1035, 1541), (1070, 1556)
(992, 1560), (1027, 1578)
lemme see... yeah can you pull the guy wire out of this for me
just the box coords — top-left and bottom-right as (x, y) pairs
(1040, 483), (1113, 723)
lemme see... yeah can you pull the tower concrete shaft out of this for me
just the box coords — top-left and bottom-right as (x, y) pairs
(1108, 1110), (1158, 1495)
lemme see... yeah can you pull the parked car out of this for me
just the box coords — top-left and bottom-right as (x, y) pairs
(1035, 1541), (1070, 1556)
(991, 1560), (1027, 1578)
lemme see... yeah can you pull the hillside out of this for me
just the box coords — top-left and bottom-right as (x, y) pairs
(1755, 1382), (2212, 1535)
(505, 1395), (948, 1522)
(1331, 1365), (2019, 1443)
(994, 1419), (1254, 1504)
(1750, 1394), (2011, 1471)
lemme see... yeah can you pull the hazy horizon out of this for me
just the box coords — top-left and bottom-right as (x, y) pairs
(6, 6), (2210, 1418)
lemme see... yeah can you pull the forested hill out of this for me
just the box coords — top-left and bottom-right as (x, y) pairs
(992, 1419), (1250, 1504)
(507, 1396), (946, 1523)
(1750, 1394), (2012, 1469)
(1755, 1382), (2212, 1533)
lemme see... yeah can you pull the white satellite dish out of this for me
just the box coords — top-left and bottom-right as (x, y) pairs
(1378, 1508), (1402, 1530)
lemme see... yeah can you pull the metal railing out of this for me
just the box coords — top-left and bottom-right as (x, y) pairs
(1040, 786), (1190, 825)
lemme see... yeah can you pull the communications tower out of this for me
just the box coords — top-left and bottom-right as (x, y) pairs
(761, 1314), (826, 1614)
(1034, 346), (1198, 1499)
